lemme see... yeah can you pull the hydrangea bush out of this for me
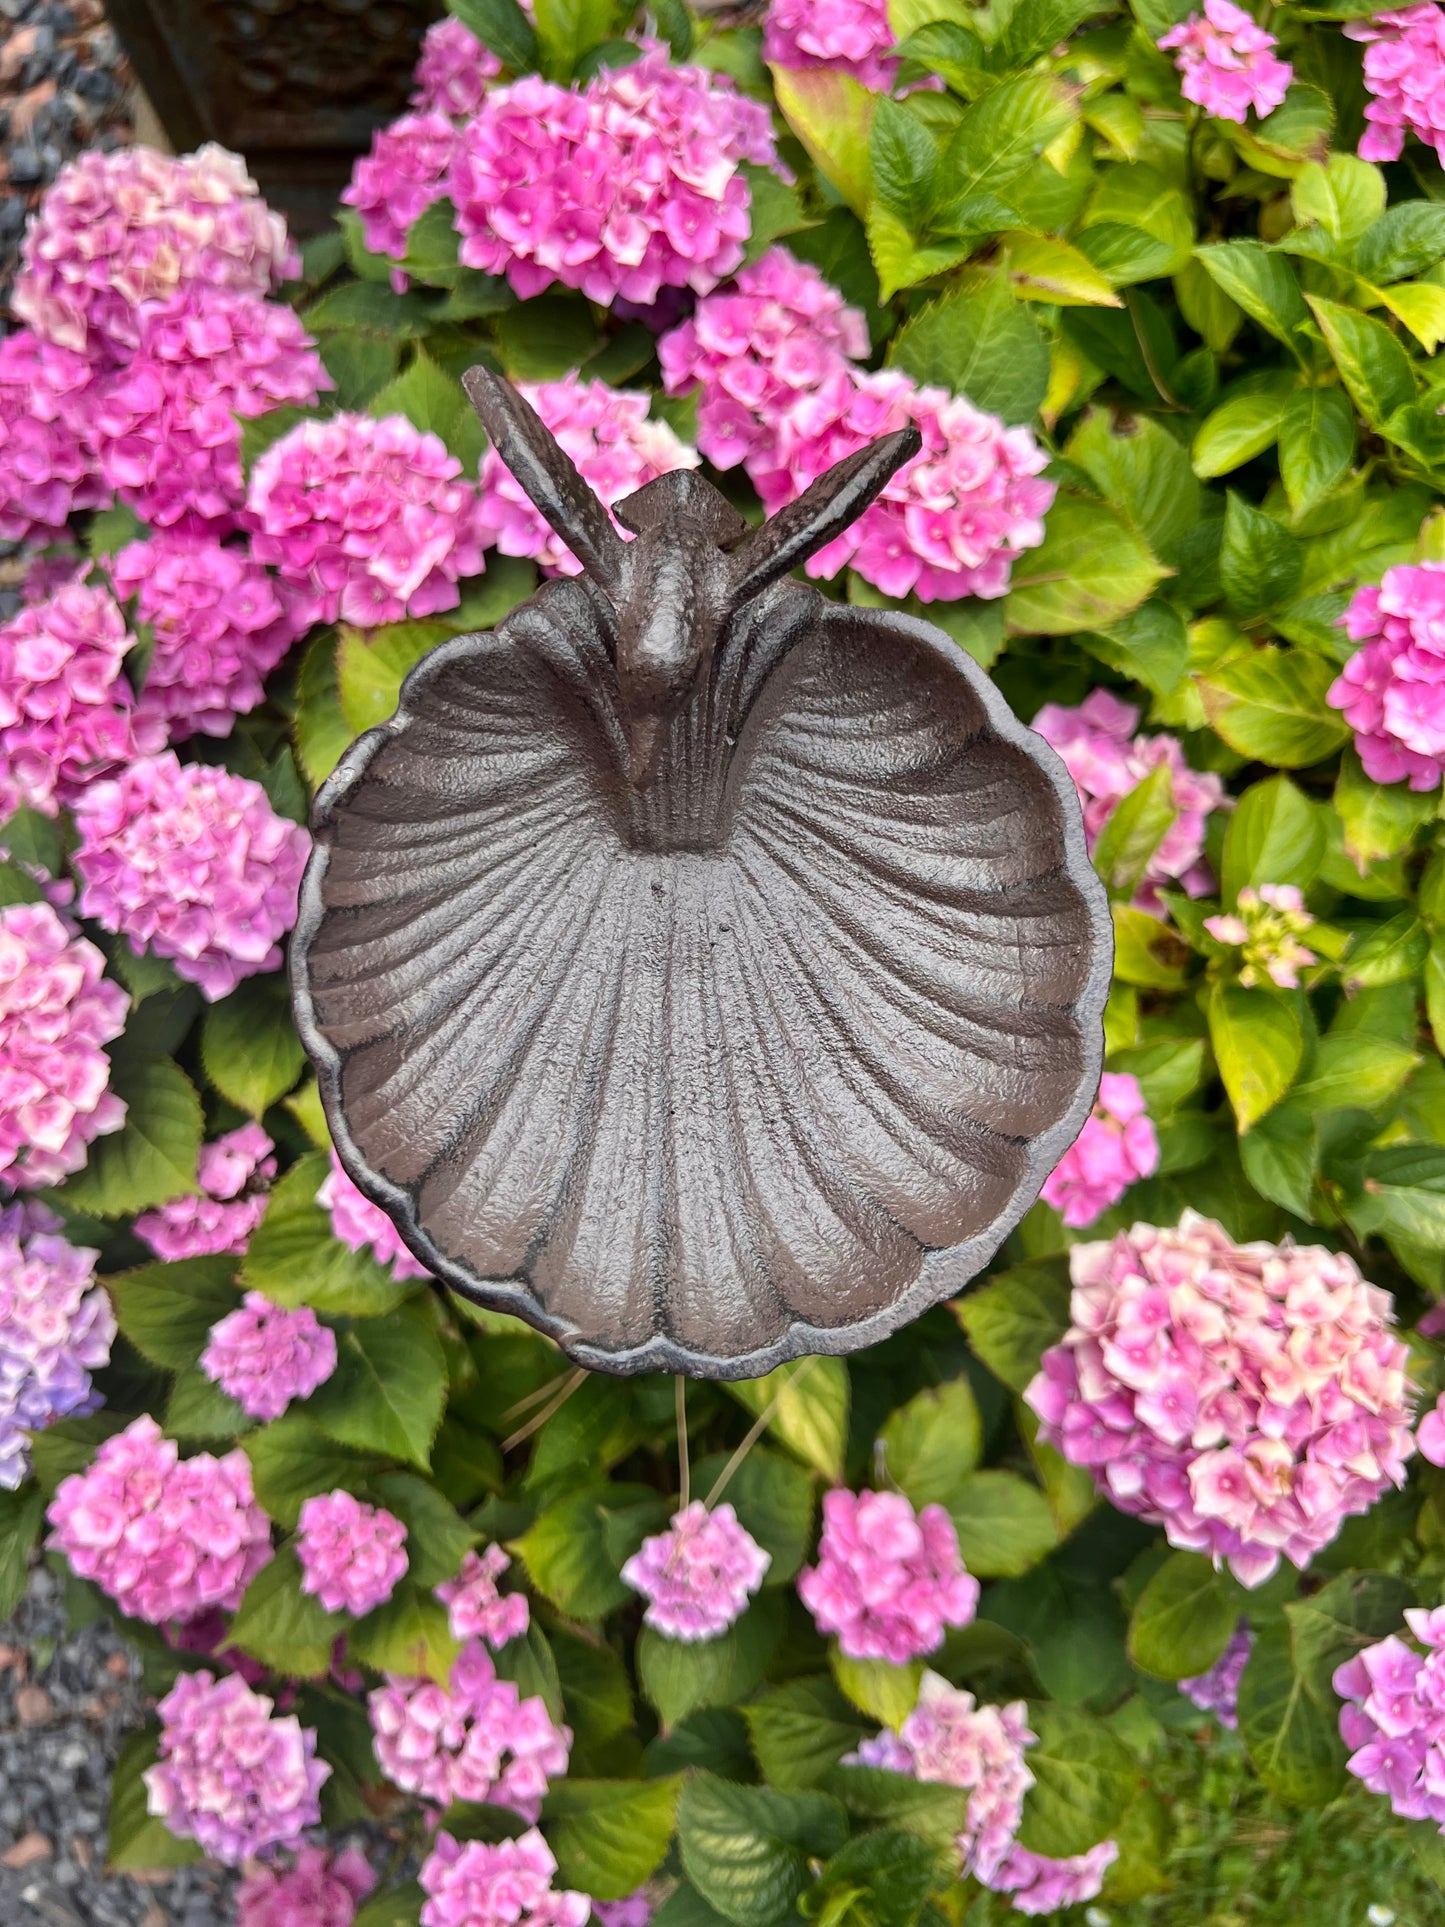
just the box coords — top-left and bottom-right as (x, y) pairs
(9, 0), (1445, 1918)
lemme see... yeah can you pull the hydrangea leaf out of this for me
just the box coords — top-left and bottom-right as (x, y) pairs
(877, 1378), (983, 1509)
(1014, 1705), (1136, 1857)
(63, 1057), (202, 1220)
(306, 1305), (448, 1470)
(200, 974), (305, 1117)
(1285, 1571), (1416, 1709)
(676, 1774), (848, 1927)
(1236, 1623), (1348, 1805)
(0, 1485), (44, 1623)
(350, 1575), (461, 1683)
(542, 1776), (682, 1899)
(830, 1650), (924, 1728)
(228, 1545), (345, 1679)
(1006, 493), (1168, 635)
(107, 1727), (205, 1872)
(741, 1679), (869, 1791)
(691, 1448), (814, 1587)
(953, 1261), (1070, 1393)
(1127, 1550), (1241, 1681)
(242, 1154), (418, 1318)
(946, 1470), (1058, 1578)
(1208, 982), (1304, 1132)
(725, 1358), (849, 1482)
(108, 1256), (241, 1372)
(638, 1592), (785, 1727)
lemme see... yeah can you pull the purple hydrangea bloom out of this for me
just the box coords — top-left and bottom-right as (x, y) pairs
(0, 1201), (113, 1489)
(419, 1829), (591, 1927)
(297, 1489), (409, 1616)
(236, 1848), (376, 1927)
(200, 1291), (338, 1422)
(621, 1501), (770, 1641)
(798, 1488), (979, 1663)
(1180, 1621), (1253, 1728)
(437, 1545), (530, 1648)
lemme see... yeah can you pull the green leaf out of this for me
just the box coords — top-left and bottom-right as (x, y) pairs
(1220, 493), (1303, 616)
(0, 1485), (44, 1622)
(811, 1829), (942, 1927)
(448, 0), (539, 71)
(1111, 902), (1194, 988)
(1221, 775), (1326, 905)
(295, 629), (352, 791)
(398, 199), (463, 288)
(107, 1728), (204, 1871)
(996, 0), (1104, 64)
(355, 1883), (428, 1927)
(370, 1470), (478, 1590)
(742, 1679), (869, 1791)
(638, 1593), (785, 1728)
(29, 1414), (128, 1501)
(1006, 493), (1168, 636)
(1237, 1623), (1348, 1806)
(1238, 1101), (1318, 1219)
(1279, 386), (1356, 515)
(822, 1764), (970, 1854)
(108, 1256), (240, 1371)
(831, 1650), (923, 1729)
(493, 1620), (566, 1725)
(1356, 202), (1445, 284)
(947, 1470), (1058, 1579)
(692, 1448), (814, 1587)
(1198, 647), (1349, 767)
(740, 164), (819, 269)
(938, 76), (1078, 215)
(1084, 600), (1189, 699)
(886, 272), (1049, 425)
(543, 1777), (682, 1900)
(493, 296), (602, 381)
(772, 67), (875, 217)
(337, 619), (453, 736)
(1285, 1570), (1414, 1708)
(1307, 294), (1416, 426)
(1078, 165), (1193, 285)
(242, 1153), (418, 1318)
(370, 349), (487, 476)
(351, 1575), (461, 1683)
(1005, 232), (1121, 308)
(676, 1774), (848, 1927)
(1195, 242), (1310, 353)
(1128, 1552), (1240, 1681)
(1291, 155), (1385, 246)
(1015, 1706), (1136, 1858)
(533, 0), (617, 78)
(1225, 82), (1334, 178)
(726, 1358), (849, 1482)
(869, 98), (941, 231)
(1336, 748), (1436, 868)
(307, 1306), (447, 1469)
(200, 974), (305, 1116)
(1065, 408), (1200, 561)
(1092, 763), (1176, 899)
(1208, 982), (1304, 1132)
(63, 1057), (202, 1218)
(1191, 387), (1289, 480)
(878, 1377), (983, 1510)
(229, 1546), (345, 1678)
(553, 1629), (634, 1749)
(515, 1485), (668, 1620)
(1292, 1030), (1420, 1111)
(953, 1262), (1070, 1392)
(1343, 911), (1428, 991)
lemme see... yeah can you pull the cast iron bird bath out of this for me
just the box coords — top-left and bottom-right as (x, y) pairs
(290, 367), (1112, 1380)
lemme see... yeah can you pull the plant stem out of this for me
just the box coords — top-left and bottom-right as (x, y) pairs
(502, 1365), (586, 1451)
(705, 1357), (815, 1509)
(676, 1374), (691, 1512)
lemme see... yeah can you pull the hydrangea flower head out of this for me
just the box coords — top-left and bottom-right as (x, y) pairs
(47, 1414), (274, 1622)
(236, 1847), (376, 1927)
(477, 378), (698, 574)
(0, 329), (106, 543)
(1205, 885), (1318, 988)
(0, 901), (128, 1189)
(438, 1544), (530, 1647)
(1026, 1212), (1416, 1587)
(419, 1827), (591, 1927)
(1180, 1621), (1252, 1728)
(145, 1669), (328, 1865)
(72, 751), (310, 1001)
(297, 1489), (409, 1616)
(343, 112), (461, 267)
(798, 1488), (979, 1662)
(1334, 1607), (1445, 1827)
(369, 1637), (571, 1813)
(1041, 1071), (1158, 1228)
(413, 16), (503, 117)
(1033, 688), (1228, 909)
(1329, 563), (1445, 789)
(763, 0), (901, 90)
(595, 1896), (654, 1927)
(247, 412), (486, 628)
(136, 1123), (276, 1260)
(0, 1201), (113, 1489)
(1159, 0), (1293, 122)
(319, 1148), (431, 1279)
(621, 1500), (771, 1640)
(1419, 1392), (1445, 1465)
(1346, 4), (1445, 165)
(201, 1292), (338, 1422)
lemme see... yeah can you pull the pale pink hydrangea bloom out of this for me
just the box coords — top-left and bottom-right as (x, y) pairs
(319, 1148), (431, 1279)
(72, 751), (310, 1001)
(369, 1636), (572, 1814)
(761, 366), (1054, 602)
(247, 412), (486, 629)
(343, 112), (462, 267)
(621, 1500), (771, 1640)
(849, 1672), (1118, 1917)
(1334, 1607), (1445, 1828)
(47, 1414), (274, 1622)
(1026, 1212), (1416, 1588)
(108, 532), (307, 743)
(0, 581), (164, 822)
(236, 1847), (377, 1927)
(1204, 885), (1318, 989)
(437, 1544), (530, 1647)
(1418, 1392), (1445, 1464)
(419, 1828), (591, 1927)
(657, 247), (868, 476)
(14, 143), (298, 365)
(1159, 0), (1292, 122)
(413, 16), (503, 117)
(201, 1292), (338, 1422)
(145, 1669), (327, 1865)
(594, 1895), (653, 1927)
(1032, 688), (1228, 910)
(798, 1487), (979, 1662)
(0, 328), (106, 542)
(0, 901), (128, 1190)
(89, 286), (329, 532)
(136, 1123), (277, 1261)
(476, 377), (697, 574)
(1329, 562), (1445, 789)
(1180, 1620), (1252, 1729)
(1346, 4), (1445, 166)
(297, 1489), (409, 1616)
(448, 47), (777, 307)
(0, 1201), (113, 1489)
(763, 0), (901, 90)
(1040, 1071), (1159, 1229)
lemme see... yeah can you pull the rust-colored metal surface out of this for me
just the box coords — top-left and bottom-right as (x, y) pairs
(292, 369), (1111, 1379)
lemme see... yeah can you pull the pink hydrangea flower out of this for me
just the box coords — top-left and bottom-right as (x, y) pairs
(14, 142), (298, 365)
(437, 1544), (530, 1647)
(798, 1488), (979, 1662)
(1180, 1620), (1252, 1729)
(72, 751), (310, 1001)
(1026, 1212), (1416, 1588)
(594, 1896), (653, 1927)
(90, 287), (329, 532)
(0, 901), (128, 1190)
(108, 531), (307, 743)
(369, 1636), (572, 1814)
(0, 328), (106, 543)
(343, 112), (461, 266)
(0, 581), (164, 821)
(1159, 0), (1293, 123)
(621, 1500), (771, 1640)
(1346, 4), (1445, 166)
(0, 1201), (113, 1489)
(476, 377), (697, 574)
(145, 1669), (328, 1865)
(1418, 1392), (1445, 1464)
(448, 48), (777, 307)
(47, 1414), (274, 1623)
(990, 1843), (1122, 1917)
(200, 1292), (338, 1422)
(1204, 885), (1318, 989)
(419, 1828), (591, 1927)
(1032, 688), (1228, 910)
(1334, 1607), (1445, 1828)
(658, 247), (868, 477)
(136, 1123), (277, 1261)
(247, 412), (486, 629)
(412, 16), (503, 117)
(318, 1149), (431, 1279)
(236, 1847), (377, 1927)
(763, 0), (901, 91)
(1041, 1072), (1159, 1229)
(761, 366), (1054, 601)
(297, 1489), (409, 1616)
(1329, 562), (1445, 789)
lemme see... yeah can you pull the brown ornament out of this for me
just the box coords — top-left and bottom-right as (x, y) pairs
(291, 369), (1111, 1379)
